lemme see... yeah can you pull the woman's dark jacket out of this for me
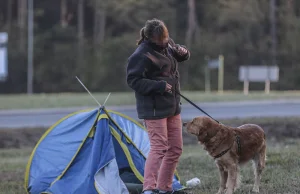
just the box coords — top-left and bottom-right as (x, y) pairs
(126, 39), (190, 119)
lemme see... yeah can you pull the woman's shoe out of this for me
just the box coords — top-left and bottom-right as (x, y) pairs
(158, 190), (189, 194)
(141, 189), (159, 194)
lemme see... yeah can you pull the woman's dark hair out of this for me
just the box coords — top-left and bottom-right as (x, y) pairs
(137, 18), (169, 45)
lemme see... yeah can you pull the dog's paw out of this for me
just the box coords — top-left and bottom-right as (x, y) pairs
(224, 188), (234, 194)
(252, 186), (259, 193)
(216, 188), (226, 194)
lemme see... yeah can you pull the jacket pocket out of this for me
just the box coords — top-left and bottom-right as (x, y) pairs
(152, 95), (156, 116)
(155, 93), (175, 110)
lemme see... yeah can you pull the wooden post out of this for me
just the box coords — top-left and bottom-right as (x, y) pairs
(265, 65), (271, 94)
(243, 80), (249, 95)
(218, 55), (224, 94)
(265, 80), (270, 94)
(205, 66), (211, 93)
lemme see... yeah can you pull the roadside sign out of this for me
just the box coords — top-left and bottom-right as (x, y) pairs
(0, 32), (8, 81)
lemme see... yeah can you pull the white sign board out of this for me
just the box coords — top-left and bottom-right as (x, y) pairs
(0, 32), (8, 81)
(239, 66), (279, 82)
(0, 32), (8, 43)
(207, 59), (219, 69)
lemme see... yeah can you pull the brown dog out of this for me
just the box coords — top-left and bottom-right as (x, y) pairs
(183, 116), (266, 194)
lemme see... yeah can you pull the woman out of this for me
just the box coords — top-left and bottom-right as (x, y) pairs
(126, 18), (190, 194)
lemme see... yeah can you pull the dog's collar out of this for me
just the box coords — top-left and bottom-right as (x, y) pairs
(213, 134), (241, 159)
(236, 134), (241, 154)
(213, 147), (231, 159)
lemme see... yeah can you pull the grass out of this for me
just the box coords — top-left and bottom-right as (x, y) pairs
(0, 148), (32, 194)
(1, 90), (300, 110)
(0, 117), (300, 193)
(0, 139), (300, 194)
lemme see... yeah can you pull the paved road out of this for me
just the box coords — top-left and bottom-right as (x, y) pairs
(1, 99), (300, 128)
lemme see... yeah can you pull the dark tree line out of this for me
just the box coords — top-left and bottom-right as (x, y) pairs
(0, 0), (300, 93)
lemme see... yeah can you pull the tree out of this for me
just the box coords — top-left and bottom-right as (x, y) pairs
(1, 0), (300, 93)
(77, 0), (85, 67)
(92, 0), (106, 47)
(185, 0), (200, 48)
(6, 0), (13, 32)
(18, 0), (27, 52)
(60, 0), (73, 28)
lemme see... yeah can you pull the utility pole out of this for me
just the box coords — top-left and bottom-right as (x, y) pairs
(27, 0), (34, 94)
(270, 0), (277, 67)
(266, 0), (276, 94)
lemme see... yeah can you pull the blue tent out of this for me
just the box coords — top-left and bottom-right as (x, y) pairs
(24, 108), (184, 194)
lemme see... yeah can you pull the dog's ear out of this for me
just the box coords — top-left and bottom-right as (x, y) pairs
(197, 131), (208, 142)
(203, 117), (215, 130)
(206, 118), (222, 138)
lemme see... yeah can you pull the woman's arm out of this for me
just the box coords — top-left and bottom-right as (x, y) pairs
(126, 55), (167, 95)
(168, 38), (190, 62)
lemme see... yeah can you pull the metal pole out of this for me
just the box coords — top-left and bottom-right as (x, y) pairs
(270, 0), (277, 67)
(75, 76), (102, 107)
(266, 0), (276, 94)
(27, 0), (34, 94)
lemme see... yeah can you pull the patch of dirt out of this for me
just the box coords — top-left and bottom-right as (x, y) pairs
(0, 117), (299, 148)
(0, 128), (47, 149)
